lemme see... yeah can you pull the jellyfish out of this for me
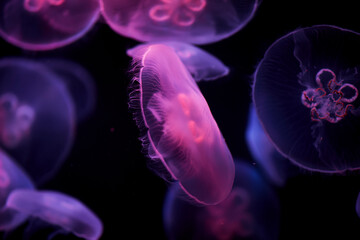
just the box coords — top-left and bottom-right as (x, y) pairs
(245, 105), (300, 186)
(0, 149), (34, 231)
(127, 41), (229, 82)
(5, 189), (103, 240)
(253, 25), (360, 173)
(0, 0), (100, 50)
(356, 192), (360, 218)
(163, 161), (280, 240)
(0, 58), (75, 184)
(128, 44), (235, 205)
(100, 0), (259, 44)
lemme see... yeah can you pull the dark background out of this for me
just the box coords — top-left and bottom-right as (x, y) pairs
(1, 0), (360, 239)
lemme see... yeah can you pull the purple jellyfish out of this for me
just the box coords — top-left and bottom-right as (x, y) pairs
(0, 0), (100, 50)
(5, 189), (103, 240)
(246, 105), (300, 186)
(128, 44), (235, 205)
(0, 149), (34, 231)
(0, 58), (75, 184)
(163, 160), (280, 240)
(100, 0), (258, 44)
(253, 25), (360, 173)
(356, 192), (360, 218)
(127, 41), (229, 82)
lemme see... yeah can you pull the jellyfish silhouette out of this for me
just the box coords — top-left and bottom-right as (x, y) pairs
(0, 0), (100, 50)
(253, 25), (360, 173)
(5, 189), (103, 240)
(0, 58), (75, 184)
(0, 149), (34, 231)
(100, 0), (259, 44)
(127, 41), (229, 82)
(128, 44), (235, 205)
(246, 105), (300, 186)
(163, 160), (280, 240)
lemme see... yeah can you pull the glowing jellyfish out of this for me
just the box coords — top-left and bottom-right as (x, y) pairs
(127, 41), (229, 82)
(246, 105), (299, 186)
(0, 0), (100, 50)
(253, 25), (360, 173)
(0, 149), (34, 231)
(0, 58), (75, 184)
(163, 161), (280, 240)
(100, 0), (259, 44)
(128, 44), (235, 205)
(5, 189), (103, 240)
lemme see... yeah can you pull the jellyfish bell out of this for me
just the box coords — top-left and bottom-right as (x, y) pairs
(0, 58), (75, 184)
(245, 105), (299, 186)
(253, 25), (360, 173)
(163, 161), (280, 240)
(42, 59), (96, 121)
(127, 41), (229, 82)
(0, 0), (100, 50)
(129, 44), (234, 205)
(0, 149), (34, 231)
(100, 0), (259, 44)
(5, 189), (103, 240)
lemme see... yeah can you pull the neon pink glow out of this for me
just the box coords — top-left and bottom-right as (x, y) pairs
(0, 0), (100, 50)
(129, 44), (234, 205)
(301, 68), (358, 123)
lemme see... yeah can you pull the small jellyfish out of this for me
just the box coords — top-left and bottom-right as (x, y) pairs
(245, 105), (299, 186)
(356, 192), (360, 218)
(128, 44), (235, 205)
(253, 25), (360, 173)
(100, 0), (259, 44)
(0, 149), (34, 231)
(0, 58), (75, 184)
(0, 0), (100, 50)
(163, 161), (280, 240)
(127, 41), (229, 82)
(5, 189), (103, 240)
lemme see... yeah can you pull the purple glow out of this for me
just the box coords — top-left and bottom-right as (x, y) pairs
(0, 149), (34, 231)
(253, 25), (360, 173)
(129, 44), (234, 205)
(0, 0), (100, 50)
(127, 41), (229, 82)
(0, 58), (75, 184)
(100, 0), (258, 44)
(6, 189), (103, 240)
(163, 161), (280, 240)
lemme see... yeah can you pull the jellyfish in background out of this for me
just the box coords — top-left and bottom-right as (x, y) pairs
(163, 161), (280, 240)
(356, 192), (360, 218)
(0, 0), (100, 50)
(100, 0), (258, 44)
(246, 105), (300, 186)
(127, 41), (229, 82)
(253, 25), (360, 173)
(0, 58), (76, 184)
(5, 189), (103, 240)
(0, 149), (34, 231)
(128, 44), (235, 205)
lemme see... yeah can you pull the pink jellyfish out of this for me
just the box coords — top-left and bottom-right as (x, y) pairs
(100, 0), (259, 44)
(5, 189), (103, 240)
(0, 0), (100, 50)
(0, 149), (34, 231)
(128, 44), (235, 205)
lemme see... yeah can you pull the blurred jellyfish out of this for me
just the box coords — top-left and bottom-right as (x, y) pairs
(5, 189), (103, 240)
(128, 44), (234, 205)
(0, 58), (75, 184)
(356, 192), (360, 218)
(253, 25), (360, 173)
(100, 0), (259, 44)
(163, 161), (280, 240)
(0, 0), (100, 50)
(0, 149), (34, 231)
(127, 41), (229, 82)
(246, 104), (299, 186)
(42, 59), (97, 121)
